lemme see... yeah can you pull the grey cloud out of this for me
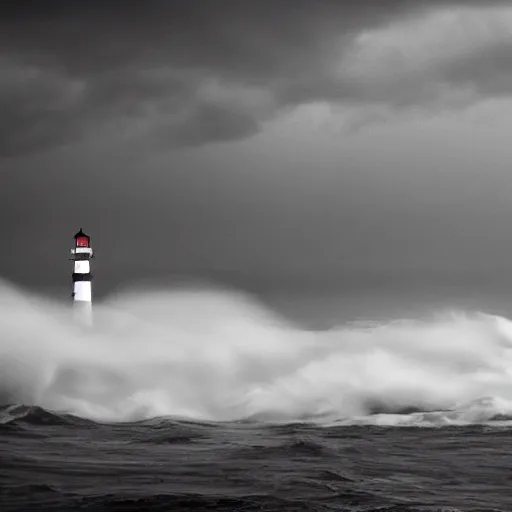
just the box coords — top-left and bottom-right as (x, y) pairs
(163, 103), (260, 147)
(440, 42), (512, 97)
(0, 64), (84, 157)
(0, 0), (511, 157)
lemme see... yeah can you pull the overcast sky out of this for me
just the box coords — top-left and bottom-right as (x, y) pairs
(2, 0), (512, 297)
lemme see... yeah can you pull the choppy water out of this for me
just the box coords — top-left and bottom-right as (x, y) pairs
(2, 278), (512, 510)
(2, 406), (512, 511)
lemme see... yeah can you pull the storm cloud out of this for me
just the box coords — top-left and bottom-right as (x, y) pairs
(3, 1), (512, 300)
(2, 0), (512, 157)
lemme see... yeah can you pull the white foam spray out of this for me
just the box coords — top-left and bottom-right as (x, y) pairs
(1, 277), (512, 426)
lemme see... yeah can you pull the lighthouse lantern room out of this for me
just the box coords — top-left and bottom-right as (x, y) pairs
(75, 232), (90, 248)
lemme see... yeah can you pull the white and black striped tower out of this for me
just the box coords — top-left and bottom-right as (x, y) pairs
(70, 228), (94, 325)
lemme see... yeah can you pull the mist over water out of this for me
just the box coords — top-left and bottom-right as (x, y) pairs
(2, 277), (512, 426)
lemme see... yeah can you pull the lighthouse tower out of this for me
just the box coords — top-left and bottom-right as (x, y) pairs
(70, 228), (94, 325)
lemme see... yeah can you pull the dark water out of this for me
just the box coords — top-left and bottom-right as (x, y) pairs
(1, 406), (510, 511)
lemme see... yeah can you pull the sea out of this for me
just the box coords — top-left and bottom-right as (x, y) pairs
(1, 278), (512, 511)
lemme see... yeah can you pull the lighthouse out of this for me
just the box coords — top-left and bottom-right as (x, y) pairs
(70, 228), (94, 325)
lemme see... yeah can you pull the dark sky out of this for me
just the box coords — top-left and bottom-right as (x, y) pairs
(2, 0), (512, 297)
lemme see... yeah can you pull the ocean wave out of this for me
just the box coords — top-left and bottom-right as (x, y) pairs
(2, 278), (512, 427)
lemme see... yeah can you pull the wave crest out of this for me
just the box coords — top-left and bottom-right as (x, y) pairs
(1, 278), (512, 426)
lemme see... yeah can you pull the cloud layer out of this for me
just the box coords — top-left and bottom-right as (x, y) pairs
(2, 1), (512, 157)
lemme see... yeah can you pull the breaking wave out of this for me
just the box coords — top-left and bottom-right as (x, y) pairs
(2, 278), (512, 427)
